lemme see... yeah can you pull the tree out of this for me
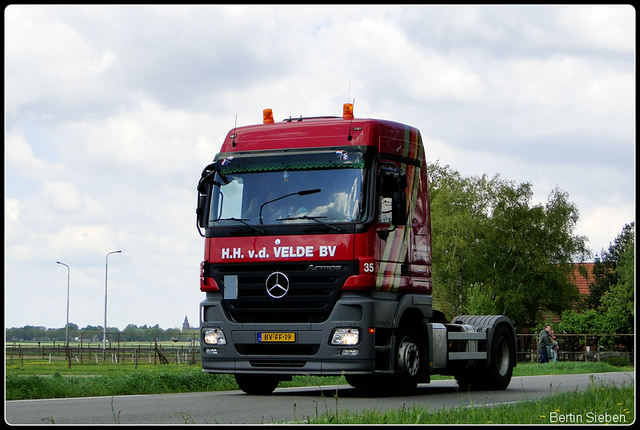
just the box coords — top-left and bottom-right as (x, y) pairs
(428, 161), (590, 328)
(557, 244), (634, 350)
(586, 222), (635, 309)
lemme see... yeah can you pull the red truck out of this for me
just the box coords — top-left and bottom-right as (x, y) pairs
(196, 104), (516, 394)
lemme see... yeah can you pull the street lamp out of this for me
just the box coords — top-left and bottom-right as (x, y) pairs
(56, 261), (70, 348)
(103, 250), (122, 350)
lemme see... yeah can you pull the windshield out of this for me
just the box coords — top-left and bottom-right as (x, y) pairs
(207, 147), (368, 228)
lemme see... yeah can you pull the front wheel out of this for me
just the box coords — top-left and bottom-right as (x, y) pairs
(235, 374), (280, 395)
(389, 324), (423, 393)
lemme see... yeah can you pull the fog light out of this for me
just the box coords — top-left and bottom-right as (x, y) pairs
(204, 348), (218, 355)
(341, 349), (359, 356)
(203, 327), (226, 345)
(331, 328), (360, 346)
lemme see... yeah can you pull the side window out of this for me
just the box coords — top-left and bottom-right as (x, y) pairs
(378, 165), (407, 225)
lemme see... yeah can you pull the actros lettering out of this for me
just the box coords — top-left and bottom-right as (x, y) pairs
(307, 265), (342, 271)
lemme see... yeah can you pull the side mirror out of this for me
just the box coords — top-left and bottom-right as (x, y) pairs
(196, 165), (216, 236)
(196, 182), (211, 237)
(197, 187), (209, 228)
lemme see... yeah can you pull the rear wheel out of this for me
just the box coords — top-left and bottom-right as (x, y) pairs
(454, 324), (514, 391)
(484, 324), (514, 390)
(235, 374), (280, 395)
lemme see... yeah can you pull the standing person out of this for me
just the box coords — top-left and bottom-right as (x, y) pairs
(549, 329), (559, 362)
(538, 324), (551, 363)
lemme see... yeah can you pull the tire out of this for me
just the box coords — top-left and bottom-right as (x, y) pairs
(484, 324), (514, 390)
(389, 324), (423, 393)
(235, 374), (280, 395)
(455, 324), (514, 391)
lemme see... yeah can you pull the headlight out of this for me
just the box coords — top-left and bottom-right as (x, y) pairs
(203, 327), (226, 345)
(331, 328), (360, 346)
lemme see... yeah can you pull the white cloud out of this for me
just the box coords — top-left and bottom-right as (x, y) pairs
(5, 130), (65, 180)
(577, 204), (635, 256)
(58, 94), (219, 179)
(555, 5), (635, 52)
(39, 181), (85, 212)
(5, 198), (23, 224)
(5, 6), (119, 117)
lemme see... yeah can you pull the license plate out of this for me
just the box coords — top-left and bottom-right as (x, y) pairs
(257, 332), (296, 342)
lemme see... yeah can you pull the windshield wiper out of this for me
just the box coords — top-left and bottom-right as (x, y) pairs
(218, 217), (267, 235)
(278, 215), (342, 232)
(259, 189), (321, 224)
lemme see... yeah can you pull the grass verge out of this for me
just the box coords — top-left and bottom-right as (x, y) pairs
(298, 379), (634, 424)
(5, 361), (633, 401)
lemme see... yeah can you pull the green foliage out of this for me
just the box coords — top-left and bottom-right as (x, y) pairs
(557, 309), (602, 334)
(428, 161), (589, 327)
(586, 222), (634, 309)
(558, 224), (634, 349)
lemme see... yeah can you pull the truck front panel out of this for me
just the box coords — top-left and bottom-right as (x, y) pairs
(200, 291), (377, 375)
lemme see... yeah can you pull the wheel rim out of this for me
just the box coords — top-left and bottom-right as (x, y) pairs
(398, 338), (420, 379)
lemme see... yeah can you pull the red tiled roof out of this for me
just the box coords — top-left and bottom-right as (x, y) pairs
(569, 262), (595, 295)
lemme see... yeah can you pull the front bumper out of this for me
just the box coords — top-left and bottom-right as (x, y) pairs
(199, 292), (376, 375)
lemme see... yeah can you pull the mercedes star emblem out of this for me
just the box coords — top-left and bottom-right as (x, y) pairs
(265, 271), (290, 299)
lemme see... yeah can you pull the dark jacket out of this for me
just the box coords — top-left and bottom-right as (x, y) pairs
(538, 328), (550, 348)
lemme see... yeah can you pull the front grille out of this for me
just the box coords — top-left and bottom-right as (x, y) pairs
(207, 262), (354, 323)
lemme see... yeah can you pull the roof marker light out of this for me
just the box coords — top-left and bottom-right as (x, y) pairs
(263, 108), (274, 124)
(342, 103), (354, 120)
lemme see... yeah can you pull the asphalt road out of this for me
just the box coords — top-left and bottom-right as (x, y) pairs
(5, 372), (634, 424)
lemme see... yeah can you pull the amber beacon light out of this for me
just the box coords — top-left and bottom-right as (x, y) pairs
(342, 103), (354, 120)
(263, 108), (274, 124)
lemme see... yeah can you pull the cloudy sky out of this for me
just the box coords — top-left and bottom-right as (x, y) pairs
(4, 5), (635, 331)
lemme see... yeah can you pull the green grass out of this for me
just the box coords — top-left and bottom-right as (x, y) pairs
(512, 361), (634, 377)
(5, 367), (237, 400)
(298, 380), (634, 424)
(5, 361), (633, 401)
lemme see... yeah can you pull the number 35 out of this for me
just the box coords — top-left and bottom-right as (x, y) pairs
(363, 262), (375, 273)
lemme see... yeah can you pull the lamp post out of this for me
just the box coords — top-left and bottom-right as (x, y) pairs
(56, 261), (70, 348)
(103, 250), (122, 350)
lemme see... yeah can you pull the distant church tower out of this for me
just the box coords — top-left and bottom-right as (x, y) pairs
(182, 315), (190, 332)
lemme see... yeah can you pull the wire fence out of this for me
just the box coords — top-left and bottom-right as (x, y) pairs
(5, 332), (199, 368)
(5, 332), (634, 368)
